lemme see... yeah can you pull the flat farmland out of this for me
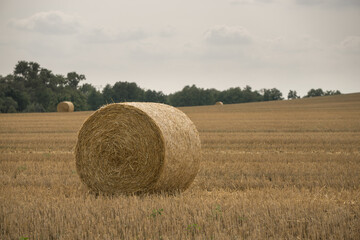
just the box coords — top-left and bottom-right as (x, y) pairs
(1, 93), (360, 239)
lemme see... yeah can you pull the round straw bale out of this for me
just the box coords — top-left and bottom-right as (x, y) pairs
(57, 101), (74, 112)
(215, 101), (223, 105)
(75, 102), (201, 195)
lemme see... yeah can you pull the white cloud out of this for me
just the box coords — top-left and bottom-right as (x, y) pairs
(204, 25), (253, 45)
(9, 11), (80, 35)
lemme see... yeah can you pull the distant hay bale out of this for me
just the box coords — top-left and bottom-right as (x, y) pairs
(75, 102), (201, 195)
(215, 101), (223, 105)
(57, 101), (74, 112)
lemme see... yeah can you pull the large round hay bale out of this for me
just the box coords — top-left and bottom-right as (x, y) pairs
(215, 101), (223, 105)
(57, 101), (74, 112)
(75, 102), (201, 195)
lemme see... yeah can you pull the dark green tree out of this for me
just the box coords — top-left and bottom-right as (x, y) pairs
(144, 90), (167, 103)
(168, 85), (203, 106)
(305, 88), (324, 98)
(87, 89), (104, 110)
(243, 85), (262, 102)
(324, 90), (341, 96)
(10, 60), (88, 112)
(14, 61), (40, 84)
(79, 83), (96, 96)
(102, 84), (114, 104)
(0, 96), (18, 113)
(111, 82), (144, 102)
(287, 90), (299, 100)
(220, 87), (244, 104)
(66, 72), (85, 89)
(262, 88), (283, 101)
(0, 74), (30, 112)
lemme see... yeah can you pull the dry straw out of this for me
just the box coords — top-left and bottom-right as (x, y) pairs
(57, 101), (74, 112)
(75, 102), (201, 195)
(215, 101), (223, 105)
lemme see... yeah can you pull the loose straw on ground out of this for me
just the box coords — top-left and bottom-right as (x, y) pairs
(75, 102), (201, 195)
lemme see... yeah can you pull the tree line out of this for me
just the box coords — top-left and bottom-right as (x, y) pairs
(0, 61), (341, 113)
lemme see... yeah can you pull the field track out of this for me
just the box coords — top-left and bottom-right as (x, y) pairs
(1, 93), (360, 239)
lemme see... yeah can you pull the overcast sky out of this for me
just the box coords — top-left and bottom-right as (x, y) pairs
(0, 0), (359, 96)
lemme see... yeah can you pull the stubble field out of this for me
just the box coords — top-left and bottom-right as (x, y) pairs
(1, 93), (360, 239)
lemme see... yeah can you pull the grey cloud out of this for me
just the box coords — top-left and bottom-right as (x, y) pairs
(159, 26), (176, 38)
(340, 36), (360, 52)
(204, 25), (253, 45)
(81, 27), (148, 44)
(9, 11), (148, 44)
(229, 0), (254, 5)
(229, 0), (272, 5)
(263, 35), (324, 55)
(295, 0), (360, 6)
(9, 11), (79, 35)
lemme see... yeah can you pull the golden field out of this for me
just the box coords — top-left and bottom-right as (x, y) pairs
(1, 93), (360, 239)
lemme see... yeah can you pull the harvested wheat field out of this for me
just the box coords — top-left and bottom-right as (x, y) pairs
(1, 93), (360, 239)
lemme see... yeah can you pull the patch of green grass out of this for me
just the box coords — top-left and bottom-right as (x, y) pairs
(150, 208), (163, 218)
